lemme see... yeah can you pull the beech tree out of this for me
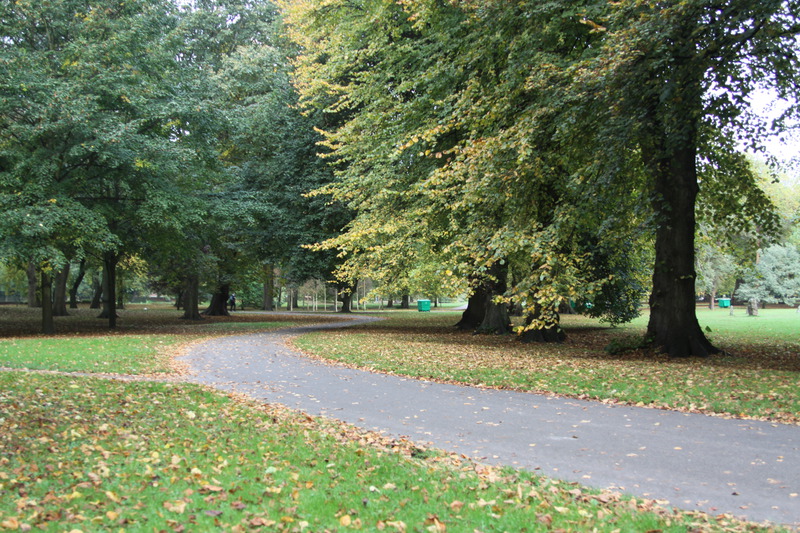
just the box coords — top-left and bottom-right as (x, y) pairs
(285, 0), (648, 336)
(564, 1), (798, 356)
(286, 0), (799, 355)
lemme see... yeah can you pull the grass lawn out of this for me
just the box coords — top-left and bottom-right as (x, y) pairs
(0, 373), (775, 532)
(0, 304), (796, 531)
(0, 305), (342, 374)
(291, 307), (800, 424)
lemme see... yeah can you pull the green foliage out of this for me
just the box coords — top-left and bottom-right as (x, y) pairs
(184, 0), (347, 294)
(695, 229), (738, 299)
(738, 245), (800, 306)
(286, 0), (650, 332)
(0, 0), (219, 321)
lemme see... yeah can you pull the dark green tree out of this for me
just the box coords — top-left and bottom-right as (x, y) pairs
(0, 0), (215, 331)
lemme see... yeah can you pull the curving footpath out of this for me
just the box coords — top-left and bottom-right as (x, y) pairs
(181, 315), (800, 528)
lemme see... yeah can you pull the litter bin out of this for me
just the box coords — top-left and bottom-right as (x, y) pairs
(718, 298), (731, 308)
(417, 299), (431, 312)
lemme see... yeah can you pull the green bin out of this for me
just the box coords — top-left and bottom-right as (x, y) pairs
(718, 298), (731, 308)
(417, 299), (431, 312)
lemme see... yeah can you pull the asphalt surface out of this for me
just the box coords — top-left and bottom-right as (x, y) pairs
(181, 315), (800, 528)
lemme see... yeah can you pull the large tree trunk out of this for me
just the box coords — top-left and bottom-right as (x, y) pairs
(399, 294), (410, 309)
(645, 144), (718, 357)
(203, 283), (230, 316)
(181, 274), (202, 320)
(27, 262), (40, 308)
(69, 259), (86, 309)
(263, 264), (274, 311)
(475, 263), (511, 335)
(41, 270), (54, 334)
(337, 282), (355, 313)
(90, 274), (102, 309)
(53, 264), (70, 317)
(98, 252), (119, 329)
(455, 280), (489, 330)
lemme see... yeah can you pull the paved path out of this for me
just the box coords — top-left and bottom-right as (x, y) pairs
(181, 315), (800, 528)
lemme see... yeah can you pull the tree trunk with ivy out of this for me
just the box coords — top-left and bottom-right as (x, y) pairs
(26, 262), (40, 308)
(41, 271), (54, 334)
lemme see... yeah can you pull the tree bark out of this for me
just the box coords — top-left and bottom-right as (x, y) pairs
(455, 281), (488, 330)
(90, 274), (102, 309)
(747, 298), (759, 316)
(116, 271), (125, 310)
(400, 294), (410, 309)
(645, 144), (718, 357)
(175, 289), (184, 310)
(69, 259), (86, 309)
(53, 264), (70, 316)
(181, 274), (202, 320)
(474, 263), (511, 335)
(263, 264), (274, 311)
(337, 282), (355, 313)
(98, 252), (119, 329)
(41, 270), (54, 334)
(26, 262), (40, 308)
(476, 300), (512, 335)
(203, 283), (230, 316)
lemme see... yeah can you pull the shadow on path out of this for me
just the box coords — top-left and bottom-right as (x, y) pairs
(181, 313), (800, 528)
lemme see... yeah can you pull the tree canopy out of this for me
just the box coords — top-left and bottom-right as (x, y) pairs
(2, 0), (798, 349)
(282, 0), (800, 354)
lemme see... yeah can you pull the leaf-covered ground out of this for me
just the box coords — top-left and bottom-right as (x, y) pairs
(291, 309), (800, 425)
(0, 304), (796, 531)
(0, 372), (783, 532)
(0, 306), (341, 375)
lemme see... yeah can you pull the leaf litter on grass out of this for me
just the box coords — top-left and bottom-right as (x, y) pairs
(0, 306), (340, 377)
(0, 372), (784, 532)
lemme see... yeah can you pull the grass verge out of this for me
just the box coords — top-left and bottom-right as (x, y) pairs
(0, 372), (778, 532)
(0, 306), (334, 375)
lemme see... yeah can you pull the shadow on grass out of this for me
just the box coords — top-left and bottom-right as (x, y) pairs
(0, 305), (345, 338)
